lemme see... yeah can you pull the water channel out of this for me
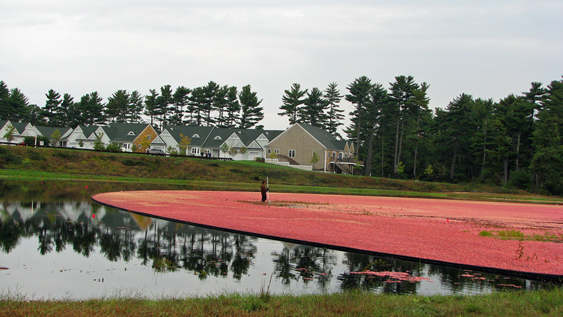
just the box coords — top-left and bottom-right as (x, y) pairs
(0, 180), (555, 300)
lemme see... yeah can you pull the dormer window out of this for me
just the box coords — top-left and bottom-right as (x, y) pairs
(192, 134), (200, 138)
(127, 131), (135, 136)
(214, 136), (222, 140)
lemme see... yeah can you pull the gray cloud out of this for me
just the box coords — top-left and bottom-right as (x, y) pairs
(1, 1), (562, 131)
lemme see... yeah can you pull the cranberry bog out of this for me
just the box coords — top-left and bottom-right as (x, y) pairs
(92, 190), (563, 282)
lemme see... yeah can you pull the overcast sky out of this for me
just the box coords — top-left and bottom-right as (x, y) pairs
(1, 0), (562, 131)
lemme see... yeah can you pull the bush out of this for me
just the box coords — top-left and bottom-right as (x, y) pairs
(0, 146), (7, 155)
(27, 150), (45, 161)
(106, 143), (121, 152)
(37, 136), (51, 147)
(122, 159), (146, 167)
(4, 154), (23, 164)
(23, 136), (36, 146)
(254, 157), (265, 163)
(509, 170), (531, 190)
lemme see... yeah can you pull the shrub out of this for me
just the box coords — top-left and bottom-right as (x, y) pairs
(23, 136), (36, 146)
(254, 157), (265, 163)
(36, 136), (51, 147)
(509, 170), (531, 190)
(27, 150), (45, 161)
(53, 151), (71, 158)
(0, 146), (7, 155)
(4, 154), (23, 164)
(122, 159), (146, 167)
(106, 143), (121, 152)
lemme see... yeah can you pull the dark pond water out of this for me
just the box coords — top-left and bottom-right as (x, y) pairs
(0, 180), (555, 300)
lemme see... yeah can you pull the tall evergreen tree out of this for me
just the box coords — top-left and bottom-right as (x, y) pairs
(60, 93), (75, 127)
(279, 83), (307, 125)
(144, 89), (159, 127)
(128, 90), (144, 123)
(389, 75), (420, 177)
(202, 81), (219, 127)
(0, 81), (11, 120)
(362, 83), (389, 176)
(323, 82), (344, 137)
(106, 90), (130, 123)
(410, 82), (430, 178)
(530, 109), (562, 193)
(238, 85), (264, 129)
(213, 85), (230, 127)
(300, 87), (328, 127)
(187, 87), (205, 126)
(7, 88), (31, 122)
(43, 89), (62, 126)
(439, 94), (476, 182)
(224, 86), (240, 128)
(470, 98), (495, 183)
(346, 76), (373, 159)
(156, 85), (173, 130)
(170, 86), (190, 126)
(79, 92), (106, 125)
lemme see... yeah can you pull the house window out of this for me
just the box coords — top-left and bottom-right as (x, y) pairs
(191, 147), (200, 154)
(288, 149), (295, 158)
(267, 149), (271, 154)
(274, 149), (280, 154)
(123, 143), (131, 150)
(192, 134), (200, 138)
(127, 131), (135, 136)
(147, 135), (151, 140)
(214, 136), (222, 140)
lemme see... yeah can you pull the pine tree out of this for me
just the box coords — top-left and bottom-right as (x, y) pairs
(239, 85), (264, 129)
(346, 76), (373, 159)
(224, 86), (240, 128)
(279, 83), (307, 124)
(323, 82), (344, 137)
(43, 89), (62, 126)
(300, 87), (328, 127)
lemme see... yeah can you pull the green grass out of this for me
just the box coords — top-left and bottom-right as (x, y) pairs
(479, 230), (562, 242)
(1, 146), (562, 204)
(1, 288), (562, 316)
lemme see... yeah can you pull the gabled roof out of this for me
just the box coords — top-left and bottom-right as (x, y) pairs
(294, 123), (345, 150)
(11, 122), (30, 134)
(103, 123), (153, 142)
(203, 128), (238, 148)
(261, 130), (284, 141)
(79, 125), (99, 138)
(164, 125), (215, 147)
(35, 126), (73, 139)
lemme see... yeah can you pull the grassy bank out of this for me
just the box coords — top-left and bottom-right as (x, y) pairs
(2, 288), (562, 316)
(1, 145), (562, 204)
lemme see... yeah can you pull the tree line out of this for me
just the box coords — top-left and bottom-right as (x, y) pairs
(0, 81), (265, 131)
(1, 76), (562, 194)
(338, 75), (563, 195)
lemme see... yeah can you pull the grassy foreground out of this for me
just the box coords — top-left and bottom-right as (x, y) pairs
(1, 288), (562, 316)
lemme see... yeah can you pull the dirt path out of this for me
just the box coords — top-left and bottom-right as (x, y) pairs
(92, 191), (563, 277)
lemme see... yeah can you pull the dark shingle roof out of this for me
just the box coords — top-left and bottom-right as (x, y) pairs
(298, 124), (344, 150)
(105, 123), (151, 142)
(165, 126), (215, 147)
(35, 126), (72, 139)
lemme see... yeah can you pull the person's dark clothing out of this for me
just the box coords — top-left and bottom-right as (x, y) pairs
(261, 182), (267, 202)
